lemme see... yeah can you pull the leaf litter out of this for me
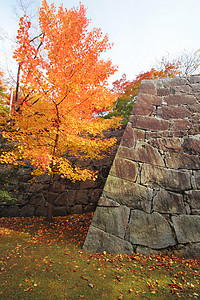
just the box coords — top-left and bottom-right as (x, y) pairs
(0, 212), (199, 299)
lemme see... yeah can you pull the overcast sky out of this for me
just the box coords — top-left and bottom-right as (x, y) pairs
(0, 0), (200, 85)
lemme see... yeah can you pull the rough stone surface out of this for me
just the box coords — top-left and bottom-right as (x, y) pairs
(165, 152), (200, 169)
(173, 243), (200, 260)
(172, 215), (200, 243)
(129, 115), (169, 131)
(83, 226), (133, 254)
(141, 164), (191, 191)
(193, 171), (200, 189)
(110, 157), (138, 181)
(54, 191), (76, 206)
(35, 206), (47, 217)
(103, 176), (153, 213)
(158, 106), (192, 119)
(98, 197), (120, 207)
(91, 206), (130, 238)
(185, 190), (200, 212)
(121, 123), (135, 148)
(126, 210), (176, 249)
(20, 205), (35, 217)
(84, 76), (200, 259)
(6, 206), (19, 217)
(118, 142), (164, 166)
(153, 189), (185, 214)
(149, 137), (183, 152)
(136, 246), (160, 256)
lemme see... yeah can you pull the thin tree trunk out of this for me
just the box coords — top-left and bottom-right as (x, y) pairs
(46, 179), (54, 221)
(14, 63), (21, 111)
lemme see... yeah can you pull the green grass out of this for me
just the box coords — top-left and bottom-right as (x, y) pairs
(0, 213), (199, 299)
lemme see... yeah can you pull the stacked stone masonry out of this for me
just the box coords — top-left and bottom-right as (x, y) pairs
(0, 127), (125, 218)
(83, 76), (200, 259)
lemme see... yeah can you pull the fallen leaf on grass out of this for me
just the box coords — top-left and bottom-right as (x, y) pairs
(81, 275), (88, 281)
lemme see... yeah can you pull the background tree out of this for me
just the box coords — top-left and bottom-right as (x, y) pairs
(0, 0), (120, 220)
(157, 49), (200, 77)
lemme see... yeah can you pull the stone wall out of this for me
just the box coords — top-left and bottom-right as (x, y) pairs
(0, 127), (125, 218)
(83, 75), (200, 259)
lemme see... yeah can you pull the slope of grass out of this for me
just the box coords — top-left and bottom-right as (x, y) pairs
(0, 213), (199, 299)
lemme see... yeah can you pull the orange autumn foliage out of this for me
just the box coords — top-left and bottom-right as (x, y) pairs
(0, 0), (120, 183)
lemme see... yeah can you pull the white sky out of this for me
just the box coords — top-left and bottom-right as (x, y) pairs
(0, 0), (200, 85)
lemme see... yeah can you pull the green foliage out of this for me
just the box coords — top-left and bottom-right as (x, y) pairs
(0, 189), (18, 204)
(0, 76), (9, 118)
(0, 167), (18, 204)
(103, 96), (135, 124)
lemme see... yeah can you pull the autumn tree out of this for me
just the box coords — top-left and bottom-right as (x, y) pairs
(104, 64), (179, 124)
(0, 0), (120, 220)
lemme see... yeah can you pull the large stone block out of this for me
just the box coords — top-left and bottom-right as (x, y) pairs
(136, 93), (162, 105)
(139, 80), (156, 95)
(153, 189), (185, 214)
(91, 206), (130, 238)
(170, 119), (192, 131)
(20, 205), (35, 217)
(174, 243), (200, 260)
(162, 77), (188, 86)
(185, 190), (200, 210)
(0, 206), (7, 217)
(126, 210), (176, 249)
(133, 129), (145, 141)
(118, 143), (164, 167)
(172, 215), (200, 243)
(149, 137), (183, 152)
(183, 136), (200, 155)
(103, 176), (153, 213)
(35, 206), (47, 217)
(165, 152), (200, 170)
(193, 171), (200, 189)
(157, 88), (171, 96)
(164, 94), (197, 106)
(121, 123), (135, 148)
(129, 115), (169, 131)
(52, 182), (66, 193)
(132, 100), (155, 116)
(54, 191), (76, 206)
(29, 183), (47, 193)
(76, 190), (90, 205)
(29, 193), (47, 206)
(83, 225), (133, 254)
(110, 157), (138, 181)
(158, 106), (192, 119)
(189, 104), (200, 113)
(192, 83), (200, 92)
(6, 205), (19, 217)
(141, 164), (191, 192)
(188, 76), (200, 84)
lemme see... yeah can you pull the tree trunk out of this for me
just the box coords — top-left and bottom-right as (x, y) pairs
(14, 63), (21, 111)
(46, 181), (54, 221)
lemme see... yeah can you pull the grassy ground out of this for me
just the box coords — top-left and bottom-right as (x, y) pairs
(0, 213), (199, 300)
